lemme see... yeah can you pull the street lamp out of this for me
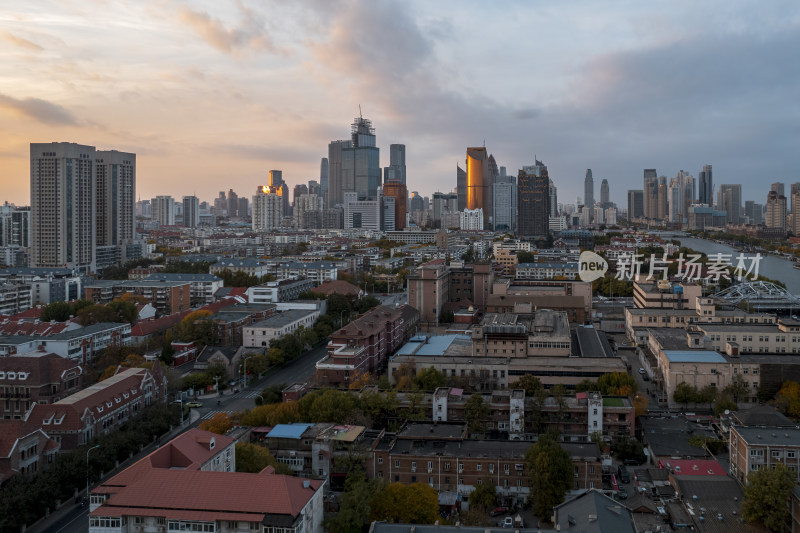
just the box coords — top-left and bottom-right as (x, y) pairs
(175, 394), (184, 427)
(86, 444), (100, 502)
(340, 310), (346, 328)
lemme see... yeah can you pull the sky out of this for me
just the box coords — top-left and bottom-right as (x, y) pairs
(2, 0), (800, 208)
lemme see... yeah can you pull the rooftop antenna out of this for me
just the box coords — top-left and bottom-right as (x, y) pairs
(359, 104), (363, 119)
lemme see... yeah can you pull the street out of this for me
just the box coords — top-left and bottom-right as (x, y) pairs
(43, 341), (327, 533)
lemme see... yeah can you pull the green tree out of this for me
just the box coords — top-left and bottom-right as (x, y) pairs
(413, 367), (446, 391)
(306, 389), (357, 423)
(510, 374), (543, 396)
(464, 393), (488, 436)
(469, 481), (497, 511)
(255, 383), (285, 406)
(355, 295), (381, 313)
(673, 382), (697, 408)
(742, 463), (794, 532)
(369, 483), (439, 524)
(525, 433), (572, 519)
(611, 435), (646, 463)
(40, 300), (72, 322)
(574, 378), (598, 393)
(235, 442), (292, 474)
(713, 390), (738, 416)
(724, 374), (749, 403)
(696, 384), (718, 405)
(327, 471), (379, 533)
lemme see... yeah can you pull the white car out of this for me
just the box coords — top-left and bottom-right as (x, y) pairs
(638, 368), (646, 374)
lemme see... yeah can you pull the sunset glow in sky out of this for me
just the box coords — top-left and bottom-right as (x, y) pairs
(2, 1), (799, 206)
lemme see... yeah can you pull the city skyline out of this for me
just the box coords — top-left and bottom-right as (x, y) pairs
(2, 2), (800, 206)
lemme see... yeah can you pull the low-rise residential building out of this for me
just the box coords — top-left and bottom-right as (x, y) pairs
(89, 429), (324, 533)
(84, 279), (191, 316)
(315, 305), (404, 386)
(0, 283), (31, 316)
(203, 304), (276, 346)
(210, 258), (272, 278)
(37, 322), (131, 363)
(632, 279), (703, 310)
(0, 267), (83, 305)
(28, 365), (167, 451)
(487, 279), (592, 324)
(472, 311), (572, 358)
(142, 273), (223, 306)
(729, 425), (800, 486)
(276, 262), (338, 284)
(246, 278), (316, 304)
(407, 260), (449, 324)
(0, 353), (83, 419)
(310, 280), (364, 299)
(243, 309), (320, 348)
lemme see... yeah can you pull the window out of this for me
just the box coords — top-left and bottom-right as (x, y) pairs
(394, 460), (399, 468)
(445, 462), (450, 471)
(476, 464), (482, 471)
(378, 457), (383, 464)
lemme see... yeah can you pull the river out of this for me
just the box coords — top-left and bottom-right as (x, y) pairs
(674, 236), (800, 296)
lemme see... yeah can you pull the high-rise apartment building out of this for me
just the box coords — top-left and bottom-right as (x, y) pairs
(771, 182), (785, 197)
(456, 165), (467, 212)
(679, 171), (695, 220)
(698, 164), (713, 206)
(466, 147), (491, 228)
(790, 183), (800, 235)
(643, 170), (658, 219)
(0, 204), (31, 248)
(382, 181), (408, 230)
(293, 193), (324, 229)
(252, 185), (284, 231)
(668, 179), (683, 223)
(182, 196), (200, 228)
(152, 196), (175, 226)
(765, 190), (787, 232)
(30, 143), (96, 273)
(627, 190), (644, 220)
(268, 171), (290, 217)
(384, 144), (406, 184)
(238, 197), (249, 218)
(549, 179), (558, 217)
(319, 158), (329, 200)
(95, 150), (135, 248)
(584, 169), (594, 223)
(717, 184), (742, 225)
(326, 140), (351, 208)
(517, 159), (550, 238)
(226, 189), (239, 218)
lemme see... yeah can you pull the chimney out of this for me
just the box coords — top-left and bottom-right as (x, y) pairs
(303, 479), (310, 488)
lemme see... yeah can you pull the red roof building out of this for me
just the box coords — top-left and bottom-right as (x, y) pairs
(311, 280), (364, 299)
(89, 430), (324, 532)
(0, 416), (60, 484)
(0, 353), (83, 419)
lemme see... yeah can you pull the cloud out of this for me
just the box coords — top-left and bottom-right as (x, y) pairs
(1, 31), (43, 51)
(178, 3), (283, 55)
(0, 94), (78, 125)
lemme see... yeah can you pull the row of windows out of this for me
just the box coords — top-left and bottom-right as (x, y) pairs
(379, 473), (528, 487)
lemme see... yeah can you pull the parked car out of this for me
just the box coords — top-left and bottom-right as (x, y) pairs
(638, 367), (646, 374)
(490, 507), (508, 517)
(617, 465), (631, 483)
(185, 402), (202, 408)
(623, 458), (641, 466)
(502, 517), (514, 528)
(616, 488), (628, 500)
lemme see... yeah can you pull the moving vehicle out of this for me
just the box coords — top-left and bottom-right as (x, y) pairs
(638, 368), (646, 374)
(185, 402), (203, 408)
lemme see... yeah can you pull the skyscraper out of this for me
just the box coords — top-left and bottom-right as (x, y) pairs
(345, 116), (381, 199)
(668, 179), (683, 223)
(319, 158), (329, 200)
(182, 196), (200, 228)
(238, 197), (249, 218)
(94, 149), (135, 249)
(765, 190), (787, 232)
(493, 175), (517, 232)
(30, 142), (96, 272)
(600, 179), (610, 207)
(517, 159), (550, 238)
(466, 147), (491, 228)
(771, 182), (785, 197)
(584, 169), (594, 223)
(717, 184), (742, 224)
(268, 171), (290, 216)
(657, 176), (668, 221)
(790, 183), (800, 235)
(456, 165), (467, 212)
(227, 189), (239, 218)
(698, 164), (713, 206)
(382, 181), (408, 230)
(745, 201), (763, 225)
(487, 154), (499, 227)
(0, 204), (30, 248)
(327, 140), (351, 208)
(549, 179), (558, 217)
(643, 170), (659, 219)
(152, 196), (175, 226)
(384, 144), (406, 184)
(627, 190), (644, 220)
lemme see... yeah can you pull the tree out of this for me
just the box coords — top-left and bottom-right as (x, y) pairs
(673, 382), (697, 408)
(713, 390), (738, 416)
(355, 295), (381, 314)
(633, 393), (649, 417)
(413, 367), (446, 391)
(510, 375), (543, 396)
(551, 384), (568, 412)
(469, 481), (497, 511)
(305, 389), (357, 423)
(774, 381), (800, 418)
(597, 372), (637, 396)
(725, 374), (749, 403)
(742, 463), (794, 532)
(327, 472), (378, 533)
(255, 383), (285, 406)
(611, 435), (646, 463)
(525, 433), (572, 519)
(235, 442), (292, 474)
(369, 483), (439, 524)
(696, 384), (718, 405)
(464, 393), (488, 436)
(574, 378), (597, 393)
(198, 412), (234, 434)
(239, 402), (300, 427)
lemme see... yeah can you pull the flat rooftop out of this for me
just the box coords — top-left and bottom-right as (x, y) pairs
(733, 426), (800, 445)
(395, 334), (472, 357)
(663, 350), (726, 363)
(250, 309), (317, 328)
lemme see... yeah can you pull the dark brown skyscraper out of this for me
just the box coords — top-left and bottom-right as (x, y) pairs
(517, 160), (550, 238)
(466, 147), (491, 228)
(456, 165), (467, 211)
(382, 181), (407, 230)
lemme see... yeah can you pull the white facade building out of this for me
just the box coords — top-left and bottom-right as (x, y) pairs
(460, 208), (484, 230)
(252, 185), (284, 232)
(243, 309), (321, 348)
(152, 195), (175, 226)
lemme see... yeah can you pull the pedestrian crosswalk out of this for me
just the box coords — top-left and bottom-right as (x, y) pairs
(201, 410), (236, 420)
(240, 390), (261, 399)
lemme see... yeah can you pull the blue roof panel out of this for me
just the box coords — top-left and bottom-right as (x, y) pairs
(664, 350), (726, 363)
(266, 423), (313, 439)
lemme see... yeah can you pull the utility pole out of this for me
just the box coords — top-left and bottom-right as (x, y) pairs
(86, 444), (100, 501)
(214, 376), (221, 397)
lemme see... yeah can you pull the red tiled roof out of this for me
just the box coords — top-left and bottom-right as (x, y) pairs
(0, 419), (47, 457)
(10, 307), (43, 320)
(129, 311), (191, 337)
(148, 429), (235, 470)
(0, 319), (71, 336)
(0, 353), (82, 385)
(97, 469), (321, 518)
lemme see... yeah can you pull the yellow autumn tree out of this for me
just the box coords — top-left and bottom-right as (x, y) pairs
(199, 412), (234, 435)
